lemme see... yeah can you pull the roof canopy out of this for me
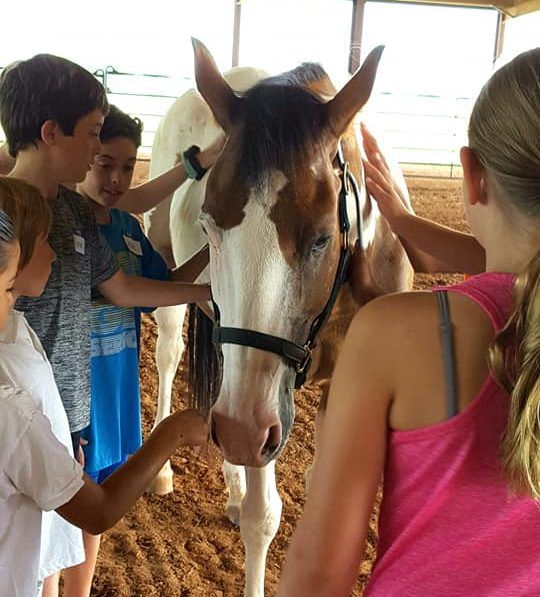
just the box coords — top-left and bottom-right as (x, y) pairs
(384, 0), (540, 17)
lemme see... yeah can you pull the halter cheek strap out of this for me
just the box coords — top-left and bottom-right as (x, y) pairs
(337, 142), (364, 251)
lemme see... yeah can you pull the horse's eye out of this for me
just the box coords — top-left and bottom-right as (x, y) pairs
(311, 235), (331, 255)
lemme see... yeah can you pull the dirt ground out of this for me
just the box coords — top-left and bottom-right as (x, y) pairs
(90, 173), (468, 596)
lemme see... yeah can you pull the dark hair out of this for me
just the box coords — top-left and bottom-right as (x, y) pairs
(0, 54), (109, 157)
(100, 105), (143, 148)
(0, 208), (15, 271)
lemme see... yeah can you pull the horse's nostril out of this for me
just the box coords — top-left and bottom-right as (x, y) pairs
(261, 423), (282, 457)
(211, 418), (220, 447)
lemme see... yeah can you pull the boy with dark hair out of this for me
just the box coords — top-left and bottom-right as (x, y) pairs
(99, 104), (143, 146)
(0, 54), (109, 159)
(71, 105), (211, 594)
(0, 54), (214, 596)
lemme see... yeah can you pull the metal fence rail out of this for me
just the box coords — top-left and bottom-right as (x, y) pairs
(0, 65), (469, 179)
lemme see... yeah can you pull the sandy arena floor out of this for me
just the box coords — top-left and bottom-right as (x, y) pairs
(89, 174), (467, 596)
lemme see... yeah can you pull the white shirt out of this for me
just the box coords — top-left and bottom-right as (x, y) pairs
(0, 311), (85, 580)
(0, 385), (83, 597)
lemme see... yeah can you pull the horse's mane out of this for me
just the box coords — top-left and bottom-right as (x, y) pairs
(267, 62), (332, 89)
(239, 62), (334, 191)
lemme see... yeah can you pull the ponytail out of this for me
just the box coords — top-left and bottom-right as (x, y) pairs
(489, 249), (540, 500)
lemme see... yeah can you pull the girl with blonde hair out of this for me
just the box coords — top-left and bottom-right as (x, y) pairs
(278, 47), (540, 596)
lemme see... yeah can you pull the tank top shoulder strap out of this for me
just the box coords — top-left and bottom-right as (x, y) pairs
(433, 274), (515, 419)
(435, 290), (458, 419)
(437, 273), (515, 332)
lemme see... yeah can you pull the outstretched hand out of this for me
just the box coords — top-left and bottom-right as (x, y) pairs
(361, 123), (410, 225)
(170, 409), (209, 448)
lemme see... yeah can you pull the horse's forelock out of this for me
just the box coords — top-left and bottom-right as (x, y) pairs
(236, 64), (335, 192)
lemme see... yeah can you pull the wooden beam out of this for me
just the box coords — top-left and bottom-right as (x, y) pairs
(379, 0), (540, 17)
(349, 0), (367, 74)
(504, 0), (540, 15)
(375, 0), (514, 9)
(372, 0), (540, 16)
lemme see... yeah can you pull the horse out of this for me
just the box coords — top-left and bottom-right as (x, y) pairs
(145, 39), (413, 597)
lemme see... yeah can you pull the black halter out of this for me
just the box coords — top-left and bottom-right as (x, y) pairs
(212, 142), (363, 389)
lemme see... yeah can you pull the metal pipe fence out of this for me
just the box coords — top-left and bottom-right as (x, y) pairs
(0, 65), (468, 179)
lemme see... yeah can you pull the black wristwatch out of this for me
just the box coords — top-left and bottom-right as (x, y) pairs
(182, 145), (208, 181)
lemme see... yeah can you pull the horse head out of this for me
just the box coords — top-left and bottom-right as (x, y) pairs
(189, 39), (384, 467)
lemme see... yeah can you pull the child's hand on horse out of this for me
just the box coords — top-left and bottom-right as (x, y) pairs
(168, 409), (209, 448)
(361, 123), (410, 225)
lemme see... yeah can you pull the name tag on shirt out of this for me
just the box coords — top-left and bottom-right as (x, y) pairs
(123, 235), (143, 256)
(73, 234), (85, 255)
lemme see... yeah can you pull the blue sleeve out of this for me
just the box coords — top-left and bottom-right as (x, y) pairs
(135, 220), (170, 314)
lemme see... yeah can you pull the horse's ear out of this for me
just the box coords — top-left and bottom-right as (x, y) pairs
(325, 45), (384, 138)
(192, 38), (240, 132)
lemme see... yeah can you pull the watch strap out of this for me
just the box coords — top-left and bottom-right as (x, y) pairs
(182, 145), (207, 181)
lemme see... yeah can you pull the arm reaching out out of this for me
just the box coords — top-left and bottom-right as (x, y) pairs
(118, 135), (225, 214)
(170, 245), (209, 283)
(57, 410), (207, 535)
(98, 269), (211, 307)
(361, 124), (485, 275)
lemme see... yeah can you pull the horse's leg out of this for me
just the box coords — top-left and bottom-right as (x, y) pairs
(222, 461), (246, 527)
(241, 462), (282, 597)
(148, 304), (186, 495)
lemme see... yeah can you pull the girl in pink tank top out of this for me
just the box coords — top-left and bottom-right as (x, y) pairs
(278, 49), (540, 596)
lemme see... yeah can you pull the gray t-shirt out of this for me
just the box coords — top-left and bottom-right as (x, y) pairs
(16, 186), (118, 432)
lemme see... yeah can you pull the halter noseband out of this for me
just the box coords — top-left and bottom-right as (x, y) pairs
(211, 141), (364, 389)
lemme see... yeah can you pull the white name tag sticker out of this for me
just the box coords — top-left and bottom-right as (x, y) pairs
(123, 235), (143, 256)
(73, 234), (85, 255)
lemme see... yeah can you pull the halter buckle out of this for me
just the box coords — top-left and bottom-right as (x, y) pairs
(295, 344), (313, 374)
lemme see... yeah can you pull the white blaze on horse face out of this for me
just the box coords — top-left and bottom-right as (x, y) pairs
(209, 174), (294, 426)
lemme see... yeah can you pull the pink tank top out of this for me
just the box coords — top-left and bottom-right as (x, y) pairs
(364, 273), (540, 597)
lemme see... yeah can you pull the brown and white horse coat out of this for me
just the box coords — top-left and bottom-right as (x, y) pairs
(146, 40), (412, 597)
